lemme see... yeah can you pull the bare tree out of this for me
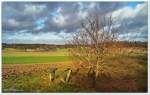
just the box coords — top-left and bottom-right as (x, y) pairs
(68, 13), (119, 87)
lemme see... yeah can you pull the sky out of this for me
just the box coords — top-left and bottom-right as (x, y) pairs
(2, 2), (148, 44)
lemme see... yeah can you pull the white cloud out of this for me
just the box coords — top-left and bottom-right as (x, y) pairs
(112, 6), (134, 20)
(52, 7), (68, 27)
(53, 14), (67, 27)
(136, 3), (147, 16)
(2, 31), (72, 44)
(56, 7), (63, 13)
(111, 2), (148, 42)
(8, 19), (19, 27)
(89, 3), (96, 9)
(78, 2), (84, 10)
(57, 30), (72, 40)
(32, 32), (62, 41)
(24, 4), (46, 14)
(118, 25), (147, 41)
(78, 11), (88, 19)
(112, 3), (147, 20)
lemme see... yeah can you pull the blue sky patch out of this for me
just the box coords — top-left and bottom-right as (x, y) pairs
(127, 2), (144, 8)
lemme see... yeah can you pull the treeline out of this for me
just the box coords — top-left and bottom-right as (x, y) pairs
(115, 41), (148, 48)
(114, 41), (147, 48)
(2, 41), (147, 50)
(2, 43), (67, 50)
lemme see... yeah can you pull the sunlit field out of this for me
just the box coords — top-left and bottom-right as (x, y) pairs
(2, 46), (147, 92)
(2, 48), (70, 64)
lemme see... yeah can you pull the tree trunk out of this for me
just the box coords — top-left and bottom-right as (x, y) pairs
(91, 70), (96, 88)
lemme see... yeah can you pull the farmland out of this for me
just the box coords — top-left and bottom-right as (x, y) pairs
(2, 44), (147, 92)
(2, 48), (71, 64)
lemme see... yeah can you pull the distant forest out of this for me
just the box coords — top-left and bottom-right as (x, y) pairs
(2, 41), (147, 50)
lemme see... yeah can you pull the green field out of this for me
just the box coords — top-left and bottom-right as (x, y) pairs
(3, 48), (68, 56)
(2, 56), (71, 64)
(2, 48), (71, 64)
(2, 47), (148, 92)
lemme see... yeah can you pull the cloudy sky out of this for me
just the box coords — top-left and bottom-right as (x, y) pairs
(2, 2), (148, 44)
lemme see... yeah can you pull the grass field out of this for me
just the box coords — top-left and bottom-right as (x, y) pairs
(2, 48), (70, 64)
(2, 56), (71, 64)
(3, 48), (68, 56)
(2, 47), (148, 92)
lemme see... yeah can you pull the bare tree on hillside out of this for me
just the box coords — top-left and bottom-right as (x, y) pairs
(68, 13), (120, 87)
